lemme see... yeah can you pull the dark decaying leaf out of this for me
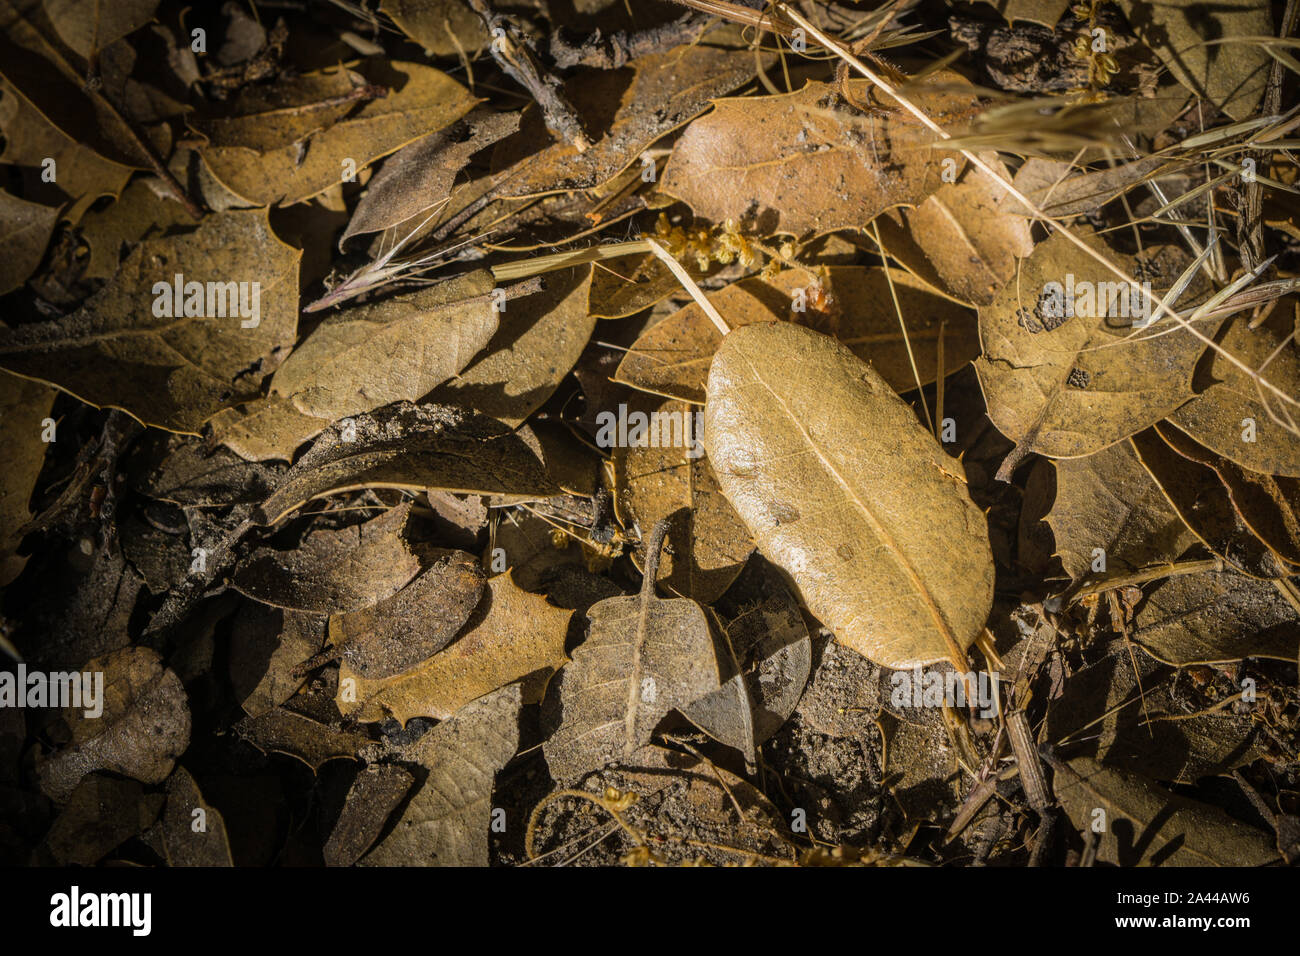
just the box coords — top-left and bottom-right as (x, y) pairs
(544, 516), (724, 785)
(160, 765), (234, 867)
(233, 500), (421, 614)
(1048, 754), (1277, 866)
(1131, 569), (1300, 665)
(324, 764), (415, 867)
(334, 548), (485, 679)
(234, 707), (370, 772)
(681, 588), (813, 761)
(254, 402), (558, 525)
(37, 646), (191, 802)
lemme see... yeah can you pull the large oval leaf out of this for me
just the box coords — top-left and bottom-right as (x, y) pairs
(703, 322), (994, 668)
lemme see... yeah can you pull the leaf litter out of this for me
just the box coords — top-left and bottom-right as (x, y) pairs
(0, 0), (1297, 870)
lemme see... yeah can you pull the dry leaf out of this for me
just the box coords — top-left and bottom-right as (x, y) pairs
(976, 230), (1213, 477)
(254, 402), (558, 524)
(663, 75), (979, 237)
(43, 0), (157, 58)
(543, 517), (724, 785)
(1049, 754), (1277, 865)
(1118, 0), (1270, 119)
(338, 571), (571, 723)
(0, 76), (133, 222)
(705, 321), (994, 668)
(334, 548), (485, 679)
(324, 764), (414, 867)
(233, 501), (421, 613)
(234, 707), (370, 771)
(198, 61), (479, 206)
(340, 110), (520, 247)
(0, 371), (55, 584)
(36, 646), (191, 802)
(1047, 439), (1197, 581)
(429, 265), (594, 427)
(492, 40), (762, 198)
(0, 208), (300, 432)
(1170, 305), (1300, 477)
(1131, 428), (1293, 578)
(229, 603), (326, 716)
(870, 153), (1034, 306)
(270, 270), (498, 421)
(1157, 421), (1300, 569)
(681, 588), (812, 760)
(1131, 569), (1300, 665)
(0, 187), (57, 294)
(161, 765), (234, 866)
(615, 267), (976, 403)
(610, 396), (753, 603)
(362, 682), (521, 866)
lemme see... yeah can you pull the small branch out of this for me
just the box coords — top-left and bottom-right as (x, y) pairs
(465, 0), (591, 151)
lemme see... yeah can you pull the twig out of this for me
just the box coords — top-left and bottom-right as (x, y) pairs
(465, 0), (592, 151)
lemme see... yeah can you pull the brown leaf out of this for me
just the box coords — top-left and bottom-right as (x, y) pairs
(975, 230), (1214, 478)
(37, 646), (191, 802)
(233, 501), (421, 613)
(0, 0), (154, 168)
(681, 588), (812, 760)
(362, 682), (521, 866)
(198, 61), (479, 206)
(0, 371), (55, 584)
(41, 774), (162, 865)
(1048, 754), (1277, 865)
(1131, 569), (1300, 665)
(161, 765), (234, 866)
(869, 154), (1034, 306)
(615, 266), (977, 403)
(1131, 428), (1293, 578)
(543, 517), (724, 785)
(662, 75), (979, 237)
(1047, 439), (1196, 581)
(254, 402), (559, 524)
(492, 39), (763, 199)
(429, 265), (595, 427)
(1169, 305), (1300, 477)
(270, 270), (499, 421)
(0, 76), (133, 222)
(1157, 421), (1300, 569)
(705, 321), (994, 668)
(324, 764), (414, 867)
(234, 707), (370, 771)
(339, 572), (571, 723)
(334, 548), (485, 678)
(43, 0), (157, 58)
(0, 209), (301, 433)
(0, 187), (57, 294)
(609, 396), (753, 603)
(229, 603), (326, 716)
(340, 110), (520, 247)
